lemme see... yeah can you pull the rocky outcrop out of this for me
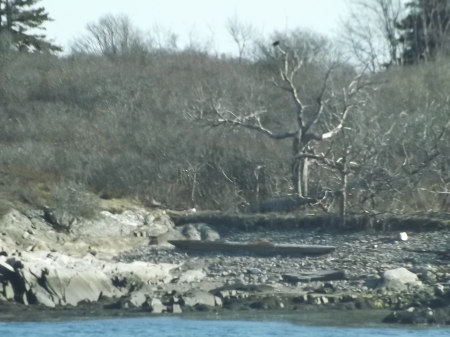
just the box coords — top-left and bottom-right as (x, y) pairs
(4, 205), (450, 326)
(0, 251), (179, 307)
(80, 209), (175, 239)
(0, 208), (177, 256)
(173, 223), (220, 242)
(383, 287), (450, 325)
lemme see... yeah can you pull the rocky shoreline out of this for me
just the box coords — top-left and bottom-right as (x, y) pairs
(1, 205), (450, 326)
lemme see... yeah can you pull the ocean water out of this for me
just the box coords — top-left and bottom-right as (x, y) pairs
(0, 318), (448, 337)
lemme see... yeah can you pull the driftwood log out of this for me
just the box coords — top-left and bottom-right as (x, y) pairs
(282, 270), (347, 283)
(168, 240), (335, 256)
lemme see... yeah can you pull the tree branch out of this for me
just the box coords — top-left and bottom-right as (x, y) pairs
(210, 118), (297, 139)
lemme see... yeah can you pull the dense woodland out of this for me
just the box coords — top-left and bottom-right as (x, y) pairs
(0, 0), (450, 224)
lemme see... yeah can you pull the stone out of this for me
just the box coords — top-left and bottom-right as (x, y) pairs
(383, 308), (444, 325)
(177, 270), (206, 283)
(3, 281), (14, 300)
(147, 298), (166, 313)
(435, 284), (445, 296)
(181, 225), (201, 241)
(181, 290), (216, 307)
(31, 241), (50, 252)
(34, 289), (56, 307)
(250, 296), (283, 310)
(0, 256), (14, 272)
(1, 210), (34, 231)
(129, 292), (147, 307)
(172, 304), (182, 313)
(248, 268), (261, 275)
(214, 296), (223, 307)
(1, 251), (179, 307)
(379, 268), (422, 291)
(77, 208), (174, 238)
(196, 224), (220, 241)
(399, 232), (408, 241)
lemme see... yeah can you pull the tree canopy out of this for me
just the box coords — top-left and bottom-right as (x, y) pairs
(396, 0), (450, 64)
(0, 0), (61, 52)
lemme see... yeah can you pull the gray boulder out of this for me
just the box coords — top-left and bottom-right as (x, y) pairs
(172, 304), (182, 313)
(179, 223), (220, 241)
(129, 292), (148, 307)
(181, 290), (217, 307)
(196, 224), (220, 241)
(379, 268), (422, 291)
(143, 298), (166, 313)
(181, 225), (201, 241)
(177, 270), (206, 283)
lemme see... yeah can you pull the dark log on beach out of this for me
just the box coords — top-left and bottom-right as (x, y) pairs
(282, 270), (347, 283)
(168, 240), (336, 256)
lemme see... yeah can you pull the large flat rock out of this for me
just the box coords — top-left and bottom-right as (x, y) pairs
(2, 251), (179, 307)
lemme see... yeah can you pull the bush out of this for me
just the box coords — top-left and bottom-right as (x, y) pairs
(0, 33), (449, 217)
(47, 182), (99, 229)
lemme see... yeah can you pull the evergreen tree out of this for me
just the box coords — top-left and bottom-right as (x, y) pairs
(396, 0), (450, 64)
(0, 0), (61, 52)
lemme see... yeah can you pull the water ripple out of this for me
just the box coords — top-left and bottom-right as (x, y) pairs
(0, 318), (448, 337)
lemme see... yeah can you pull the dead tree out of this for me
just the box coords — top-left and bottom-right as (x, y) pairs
(187, 39), (369, 205)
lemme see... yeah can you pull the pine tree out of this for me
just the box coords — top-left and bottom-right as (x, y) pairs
(0, 0), (61, 52)
(396, 0), (450, 64)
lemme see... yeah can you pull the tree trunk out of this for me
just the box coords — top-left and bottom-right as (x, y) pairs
(190, 169), (197, 208)
(5, 0), (12, 30)
(292, 135), (309, 197)
(421, 10), (430, 62)
(300, 157), (309, 197)
(339, 162), (348, 227)
(292, 158), (301, 196)
(292, 157), (309, 197)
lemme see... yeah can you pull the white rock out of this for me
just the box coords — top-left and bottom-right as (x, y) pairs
(129, 292), (147, 307)
(177, 269), (206, 283)
(399, 232), (408, 241)
(172, 304), (182, 313)
(380, 268), (422, 290)
(149, 298), (166, 313)
(0, 256), (14, 272)
(248, 268), (262, 275)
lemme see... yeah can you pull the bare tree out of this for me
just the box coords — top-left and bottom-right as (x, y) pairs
(186, 36), (370, 204)
(226, 15), (256, 63)
(71, 14), (148, 56)
(148, 24), (179, 51)
(340, 0), (404, 71)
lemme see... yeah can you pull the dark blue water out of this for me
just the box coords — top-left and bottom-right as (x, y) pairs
(0, 318), (448, 337)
